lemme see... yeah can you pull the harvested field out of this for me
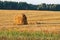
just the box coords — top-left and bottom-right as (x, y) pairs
(0, 10), (60, 40)
(0, 10), (60, 32)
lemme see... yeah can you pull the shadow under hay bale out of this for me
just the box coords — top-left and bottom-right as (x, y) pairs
(23, 14), (28, 25)
(14, 14), (28, 25)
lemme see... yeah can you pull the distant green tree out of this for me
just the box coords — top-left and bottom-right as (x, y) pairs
(18, 2), (28, 10)
(0, 1), (3, 9)
(3, 1), (18, 9)
(37, 3), (47, 10)
(0, 1), (60, 10)
(48, 4), (57, 10)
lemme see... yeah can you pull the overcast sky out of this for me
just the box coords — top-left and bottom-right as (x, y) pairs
(1, 0), (60, 4)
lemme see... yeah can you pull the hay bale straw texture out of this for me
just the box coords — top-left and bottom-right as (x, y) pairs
(14, 14), (28, 25)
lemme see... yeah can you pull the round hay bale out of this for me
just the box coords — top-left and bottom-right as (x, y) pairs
(14, 14), (28, 25)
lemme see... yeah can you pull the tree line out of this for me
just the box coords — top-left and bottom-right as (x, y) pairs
(0, 1), (60, 11)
